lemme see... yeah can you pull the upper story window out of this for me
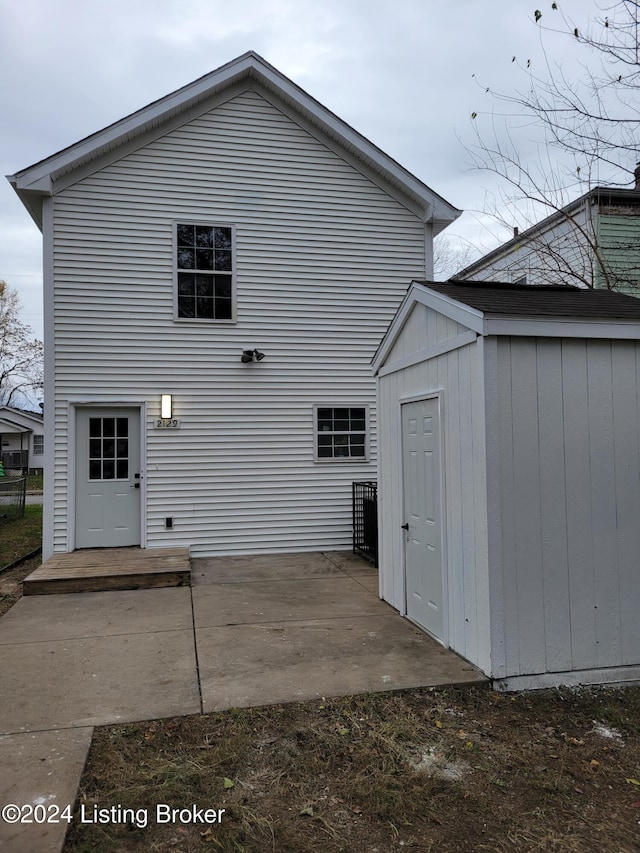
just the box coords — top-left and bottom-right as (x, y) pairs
(176, 223), (234, 321)
(315, 406), (369, 462)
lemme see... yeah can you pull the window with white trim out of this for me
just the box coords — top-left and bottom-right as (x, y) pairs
(176, 223), (234, 320)
(315, 406), (369, 461)
(33, 435), (44, 455)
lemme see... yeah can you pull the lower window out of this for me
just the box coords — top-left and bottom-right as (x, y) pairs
(315, 406), (368, 461)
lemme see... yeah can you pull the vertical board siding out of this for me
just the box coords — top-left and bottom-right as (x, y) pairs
(611, 344), (640, 664)
(586, 342), (621, 667)
(379, 311), (640, 681)
(377, 303), (489, 670)
(51, 87), (426, 554)
(496, 337), (640, 677)
(560, 340), (598, 671)
(535, 341), (572, 672)
(597, 213), (640, 293)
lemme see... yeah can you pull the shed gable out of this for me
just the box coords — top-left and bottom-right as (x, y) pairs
(383, 302), (469, 366)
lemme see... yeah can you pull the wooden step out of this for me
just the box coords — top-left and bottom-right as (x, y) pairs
(23, 547), (191, 595)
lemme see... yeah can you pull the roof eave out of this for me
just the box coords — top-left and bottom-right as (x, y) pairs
(7, 51), (461, 230)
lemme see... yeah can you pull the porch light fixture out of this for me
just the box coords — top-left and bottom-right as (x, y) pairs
(161, 394), (173, 419)
(241, 349), (265, 363)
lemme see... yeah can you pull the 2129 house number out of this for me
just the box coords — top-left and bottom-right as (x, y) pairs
(154, 418), (181, 429)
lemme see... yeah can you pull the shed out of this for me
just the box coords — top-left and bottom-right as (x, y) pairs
(373, 280), (640, 690)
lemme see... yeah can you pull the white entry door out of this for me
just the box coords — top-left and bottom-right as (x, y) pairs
(402, 398), (445, 641)
(75, 408), (141, 548)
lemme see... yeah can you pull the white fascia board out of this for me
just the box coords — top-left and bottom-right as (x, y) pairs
(484, 315), (640, 339)
(10, 53), (258, 189)
(8, 51), (461, 230)
(372, 281), (484, 373)
(372, 286), (415, 374)
(415, 287), (486, 332)
(0, 418), (32, 433)
(0, 408), (42, 428)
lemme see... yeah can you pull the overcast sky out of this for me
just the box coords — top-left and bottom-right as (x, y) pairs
(0, 0), (614, 340)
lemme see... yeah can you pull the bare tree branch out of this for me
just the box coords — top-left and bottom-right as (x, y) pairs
(464, 0), (640, 289)
(0, 280), (43, 407)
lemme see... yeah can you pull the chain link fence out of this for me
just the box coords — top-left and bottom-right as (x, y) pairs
(0, 476), (27, 524)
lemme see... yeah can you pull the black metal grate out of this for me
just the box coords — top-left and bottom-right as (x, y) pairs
(352, 481), (378, 566)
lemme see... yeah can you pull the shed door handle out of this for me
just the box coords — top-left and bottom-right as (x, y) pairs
(401, 523), (409, 530)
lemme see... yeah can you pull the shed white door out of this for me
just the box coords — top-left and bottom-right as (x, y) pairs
(75, 408), (141, 548)
(402, 398), (444, 641)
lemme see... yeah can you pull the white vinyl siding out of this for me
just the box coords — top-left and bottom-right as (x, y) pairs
(459, 206), (595, 288)
(49, 87), (427, 555)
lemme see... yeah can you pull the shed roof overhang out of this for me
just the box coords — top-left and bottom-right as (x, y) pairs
(7, 51), (461, 234)
(373, 280), (640, 375)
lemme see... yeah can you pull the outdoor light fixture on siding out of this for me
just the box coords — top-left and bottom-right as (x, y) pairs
(241, 349), (265, 363)
(161, 394), (173, 419)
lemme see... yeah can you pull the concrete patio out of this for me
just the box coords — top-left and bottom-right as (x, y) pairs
(0, 550), (485, 851)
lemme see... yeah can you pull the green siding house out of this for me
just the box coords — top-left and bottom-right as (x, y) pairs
(457, 187), (640, 295)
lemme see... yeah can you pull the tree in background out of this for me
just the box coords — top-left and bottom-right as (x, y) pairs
(465, 1), (640, 289)
(433, 235), (475, 281)
(0, 280), (43, 408)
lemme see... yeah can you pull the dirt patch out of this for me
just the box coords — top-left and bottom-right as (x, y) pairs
(0, 554), (41, 617)
(64, 685), (640, 852)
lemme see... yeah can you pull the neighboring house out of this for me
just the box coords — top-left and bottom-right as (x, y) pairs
(456, 186), (640, 293)
(374, 280), (640, 690)
(7, 51), (460, 560)
(0, 405), (45, 474)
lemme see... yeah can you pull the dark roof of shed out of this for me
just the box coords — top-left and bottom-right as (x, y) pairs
(418, 280), (640, 320)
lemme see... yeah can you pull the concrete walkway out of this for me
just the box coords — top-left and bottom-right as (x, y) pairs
(0, 550), (484, 852)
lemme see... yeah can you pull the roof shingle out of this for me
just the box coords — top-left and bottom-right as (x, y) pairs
(418, 280), (640, 320)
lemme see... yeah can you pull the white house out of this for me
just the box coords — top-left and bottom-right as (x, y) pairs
(7, 51), (460, 560)
(457, 186), (640, 293)
(374, 280), (640, 690)
(0, 406), (45, 474)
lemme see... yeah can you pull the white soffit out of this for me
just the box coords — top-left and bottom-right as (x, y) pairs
(7, 51), (461, 232)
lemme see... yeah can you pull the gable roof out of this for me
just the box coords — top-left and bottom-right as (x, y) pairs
(0, 416), (33, 434)
(0, 406), (43, 428)
(373, 279), (640, 373)
(7, 51), (461, 234)
(457, 187), (640, 279)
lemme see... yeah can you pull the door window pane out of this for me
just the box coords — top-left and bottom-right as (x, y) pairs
(88, 416), (130, 480)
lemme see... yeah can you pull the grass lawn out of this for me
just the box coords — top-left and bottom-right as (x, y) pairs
(27, 473), (43, 491)
(65, 685), (640, 852)
(0, 503), (42, 568)
(0, 504), (43, 616)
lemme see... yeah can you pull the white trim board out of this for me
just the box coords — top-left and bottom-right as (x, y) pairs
(8, 53), (461, 231)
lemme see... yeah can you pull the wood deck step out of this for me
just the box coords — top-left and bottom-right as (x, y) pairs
(23, 547), (191, 595)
